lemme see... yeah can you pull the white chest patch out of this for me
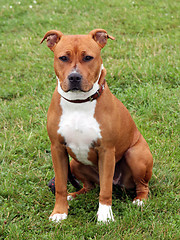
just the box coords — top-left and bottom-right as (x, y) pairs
(58, 98), (101, 165)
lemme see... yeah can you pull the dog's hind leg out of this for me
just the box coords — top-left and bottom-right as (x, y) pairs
(68, 159), (99, 200)
(125, 135), (153, 204)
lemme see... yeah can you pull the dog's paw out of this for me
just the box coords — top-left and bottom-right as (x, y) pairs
(97, 203), (114, 223)
(133, 199), (144, 206)
(49, 213), (67, 223)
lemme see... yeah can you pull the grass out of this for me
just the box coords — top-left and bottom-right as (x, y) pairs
(0, 0), (179, 239)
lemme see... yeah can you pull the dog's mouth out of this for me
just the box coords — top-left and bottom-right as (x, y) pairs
(69, 88), (80, 91)
(60, 81), (84, 92)
(67, 86), (93, 93)
(67, 87), (89, 92)
(68, 83), (82, 92)
(59, 76), (93, 93)
(67, 82), (93, 93)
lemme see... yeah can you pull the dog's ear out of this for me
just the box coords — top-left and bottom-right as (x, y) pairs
(40, 30), (64, 51)
(89, 29), (115, 48)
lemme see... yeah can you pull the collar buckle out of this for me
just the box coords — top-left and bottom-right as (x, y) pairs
(89, 96), (93, 102)
(97, 89), (100, 97)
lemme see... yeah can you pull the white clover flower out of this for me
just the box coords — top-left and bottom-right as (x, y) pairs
(29, 5), (33, 8)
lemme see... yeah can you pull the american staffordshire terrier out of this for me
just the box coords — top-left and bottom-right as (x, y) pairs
(41, 29), (153, 223)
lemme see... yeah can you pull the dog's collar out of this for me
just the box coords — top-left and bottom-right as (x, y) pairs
(57, 64), (105, 103)
(60, 79), (106, 103)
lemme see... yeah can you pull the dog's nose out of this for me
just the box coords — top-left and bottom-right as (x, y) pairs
(68, 72), (82, 91)
(68, 73), (82, 83)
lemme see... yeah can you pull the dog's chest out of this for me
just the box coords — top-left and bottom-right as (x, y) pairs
(58, 99), (101, 165)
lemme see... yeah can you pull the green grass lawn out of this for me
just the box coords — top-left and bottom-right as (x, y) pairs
(0, 0), (179, 239)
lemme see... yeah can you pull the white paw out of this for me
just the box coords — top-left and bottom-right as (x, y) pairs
(97, 203), (114, 223)
(67, 195), (74, 201)
(133, 199), (144, 206)
(49, 213), (67, 223)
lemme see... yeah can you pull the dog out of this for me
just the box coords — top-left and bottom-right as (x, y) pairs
(41, 29), (153, 223)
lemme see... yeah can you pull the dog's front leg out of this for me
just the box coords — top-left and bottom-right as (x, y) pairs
(97, 147), (116, 223)
(49, 143), (69, 223)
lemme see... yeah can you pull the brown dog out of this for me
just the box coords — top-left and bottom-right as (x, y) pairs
(41, 29), (153, 223)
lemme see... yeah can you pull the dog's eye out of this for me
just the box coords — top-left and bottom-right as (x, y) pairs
(59, 56), (69, 62)
(83, 56), (94, 62)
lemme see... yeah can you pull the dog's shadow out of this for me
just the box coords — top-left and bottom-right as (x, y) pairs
(67, 183), (136, 212)
(112, 185), (136, 202)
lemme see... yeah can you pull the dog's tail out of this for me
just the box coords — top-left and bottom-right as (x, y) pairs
(48, 161), (81, 195)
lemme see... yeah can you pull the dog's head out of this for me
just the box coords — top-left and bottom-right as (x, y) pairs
(41, 29), (114, 92)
